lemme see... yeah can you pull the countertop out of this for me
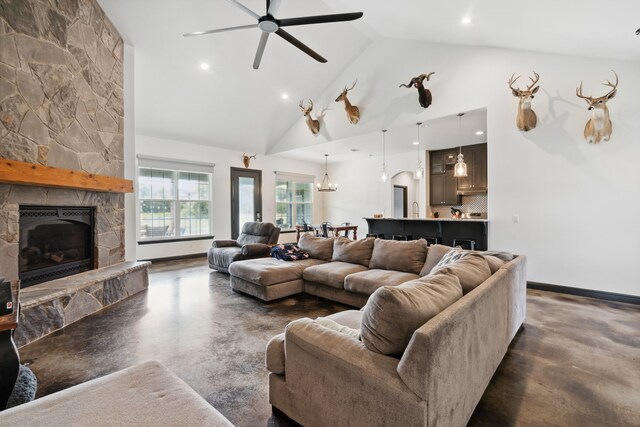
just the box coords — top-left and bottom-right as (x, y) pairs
(364, 217), (489, 223)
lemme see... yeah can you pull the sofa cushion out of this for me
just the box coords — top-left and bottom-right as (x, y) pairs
(369, 239), (428, 275)
(210, 246), (243, 271)
(431, 253), (492, 294)
(298, 233), (334, 261)
(315, 317), (361, 340)
(420, 244), (453, 276)
(229, 257), (326, 286)
(323, 309), (363, 330)
(332, 236), (375, 267)
(265, 333), (285, 374)
(361, 273), (463, 355)
(303, 261), (368, 289)
(432, 247), (469, 270)
(344, 269), (420, 295)
(482, 255), (505, 274)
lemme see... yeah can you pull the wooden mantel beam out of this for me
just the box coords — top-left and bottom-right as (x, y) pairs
(0, 158), (133, 193)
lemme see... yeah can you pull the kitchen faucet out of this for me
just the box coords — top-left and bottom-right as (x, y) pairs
(412, 201), (419, 218)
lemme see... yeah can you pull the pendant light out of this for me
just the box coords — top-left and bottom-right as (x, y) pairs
(414, 122), (424, 179)
(380, 129), (388, 182)
(317, 154), (338, 192)
(454, 113), (468, 178)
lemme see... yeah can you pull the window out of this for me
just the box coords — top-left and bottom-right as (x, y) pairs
(275, 173), (314, 230)
(137, 156), (214, 241)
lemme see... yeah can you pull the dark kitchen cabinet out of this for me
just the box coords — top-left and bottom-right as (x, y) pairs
(430, 172), (460, 205)
(430, 150), (457, 174)
(456, 143), (487, 192)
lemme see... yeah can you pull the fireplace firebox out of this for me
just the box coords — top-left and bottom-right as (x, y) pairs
(19, 206), (95, 288)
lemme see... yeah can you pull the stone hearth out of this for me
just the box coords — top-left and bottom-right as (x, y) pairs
(15, 261), (150, 347)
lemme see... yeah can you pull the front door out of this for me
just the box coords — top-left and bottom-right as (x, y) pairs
(231, 168), (262, 239)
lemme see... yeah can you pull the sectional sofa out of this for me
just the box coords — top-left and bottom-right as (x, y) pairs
(229, 234), (527, 427)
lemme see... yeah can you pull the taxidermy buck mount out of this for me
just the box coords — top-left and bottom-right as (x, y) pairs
(400, 72), (435, 108)
(508, 71), (540, 132)
(335, 80), (360, 124)
(242, 153), (257, 168)
(299, 99), (320, 135)
(576, 71), (619, 144)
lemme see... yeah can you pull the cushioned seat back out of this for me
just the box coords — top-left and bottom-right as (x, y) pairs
(237, 222), (277, 245)
(370, 239), (428, 275)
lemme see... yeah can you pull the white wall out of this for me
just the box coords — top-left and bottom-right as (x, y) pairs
(131, 135), (325, 260)
(278, 39), (640, 296)
(123, 44), (136, 262)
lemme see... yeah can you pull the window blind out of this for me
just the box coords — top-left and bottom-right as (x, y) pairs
(137, 155), (215, 174)
(274, 171), (315, 183)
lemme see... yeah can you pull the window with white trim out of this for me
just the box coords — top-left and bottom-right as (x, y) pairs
(275, 172), (314, 230)
(137, 156), (214, 241)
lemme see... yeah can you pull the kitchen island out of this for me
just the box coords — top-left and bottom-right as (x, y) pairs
(364, 217), (488, 250)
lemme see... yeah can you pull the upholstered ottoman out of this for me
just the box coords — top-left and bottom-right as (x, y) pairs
(0, 361), (233, 426)
(229, 258), (326, 302)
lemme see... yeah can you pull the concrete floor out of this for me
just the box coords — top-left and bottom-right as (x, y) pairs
(19, 258), (640, 426)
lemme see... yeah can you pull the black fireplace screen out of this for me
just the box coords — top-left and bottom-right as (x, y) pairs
(19, 206), (95, 288)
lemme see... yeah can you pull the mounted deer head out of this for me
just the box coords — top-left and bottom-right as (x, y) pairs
(508, 71), (540, 132)
(299, 99), (320, 135)
(399, 72), (435, 108)
(242, 153), (256, 168)
(335, 80), (360, 124)
(576, 71), (618, 144)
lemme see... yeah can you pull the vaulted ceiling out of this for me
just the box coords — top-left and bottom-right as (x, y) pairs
(99, 0), (640, 157)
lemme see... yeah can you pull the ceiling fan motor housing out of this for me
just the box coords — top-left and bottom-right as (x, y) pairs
(258, 16), (279, 33)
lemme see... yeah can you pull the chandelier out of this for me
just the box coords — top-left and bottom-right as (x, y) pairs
(317, 154), (338, 192)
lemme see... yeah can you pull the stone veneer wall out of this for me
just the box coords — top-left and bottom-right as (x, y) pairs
(0, 0), (126, 283)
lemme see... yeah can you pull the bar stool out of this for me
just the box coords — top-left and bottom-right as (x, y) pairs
(424, 237), (440, 246)
(392, 234), (413, 241)
(366, 233), (384, 239)
(452, 238), (476, 250)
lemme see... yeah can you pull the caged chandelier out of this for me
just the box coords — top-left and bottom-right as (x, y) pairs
(317, 154), (338, 192)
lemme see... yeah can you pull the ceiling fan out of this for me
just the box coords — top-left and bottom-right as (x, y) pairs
(184, 0), (363, 69)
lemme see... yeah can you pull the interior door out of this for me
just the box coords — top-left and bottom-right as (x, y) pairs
(231, 168), (262, 239)
(393, 185), (408, 218)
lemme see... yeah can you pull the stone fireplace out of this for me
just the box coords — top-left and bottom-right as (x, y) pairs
(1, 0), (150, 347)
(19, 205), (95, 288)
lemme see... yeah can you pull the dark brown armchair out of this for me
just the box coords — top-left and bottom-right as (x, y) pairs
(207, 222), (280, 273)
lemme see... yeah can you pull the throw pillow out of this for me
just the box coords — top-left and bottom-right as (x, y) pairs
(482, 255), (505, 274)
(316, 317), (361, 340)
(420, 244), (453, 276)
(369, 239), (428, 275)
(298, 233), (334, 261)
(360, 273), (463, 355)
(332, 236), (375, 267)
(431, 253), (492, 294)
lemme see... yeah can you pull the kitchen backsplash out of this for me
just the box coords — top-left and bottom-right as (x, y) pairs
(429, 194), (488, 219)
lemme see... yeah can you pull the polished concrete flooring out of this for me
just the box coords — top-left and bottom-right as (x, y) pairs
(19, 258), (640, 426)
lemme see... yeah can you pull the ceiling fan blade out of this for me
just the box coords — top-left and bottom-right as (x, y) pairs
(275, 29), (327, 63)
(183, 23), (258, 37)
(266, 0), (282, 16)
(225, 0), (261, 20)
(278, 12), (363, 28)
(253, 32), (270, 69)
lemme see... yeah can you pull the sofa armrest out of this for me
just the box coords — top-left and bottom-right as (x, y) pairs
(284, 318), (418, 395)
(280, 318), (425, 425)
(241, 243), (270, 257)
(211, 240), (238, 248)
(397, 255), (527, 427)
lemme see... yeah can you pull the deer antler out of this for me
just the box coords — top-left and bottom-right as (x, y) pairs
(575, 82), (593, 102)
(527, 71), (540, 90)
(601, 70), (619, 98)
(508, 73), (521, 91)
(299, 99), (313, 113)
(344, 79), (357, 92)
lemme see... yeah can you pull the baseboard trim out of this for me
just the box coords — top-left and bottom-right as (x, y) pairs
(140, 253), (207, 263)
(527, 281), (640, 305)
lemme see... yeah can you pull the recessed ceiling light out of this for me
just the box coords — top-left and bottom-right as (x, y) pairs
(281, 93), (289, 100)
(413, 141), (419, 145)
(350, 148), (360, 152)
(475, 130), (484, 135)
(461, 16), (472, 25)
(200, 63), (210, 70)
